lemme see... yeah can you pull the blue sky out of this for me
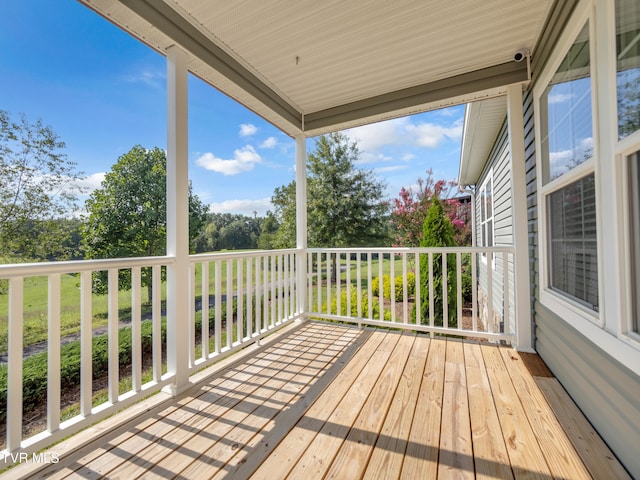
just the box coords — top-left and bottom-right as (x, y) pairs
(0, 1), (464, 216)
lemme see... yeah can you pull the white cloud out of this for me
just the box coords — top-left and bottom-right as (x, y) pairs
(344, 114), (463, 166)
(357, 152), (393, 164)
(75, 172), (106, 191)
(374, 165), (408, 174)
(548, 92), (574, 104)
(196, 145), (262, 175)
(405, 121), (462, 148)
(35, 172), (103, 197)
(549, 137), (593, 177)
(260, 136), (278, 148)
(239, 123), (258, 137)
(209, 197), (273, 216)
(345, 118), (408, 152)
(122, 69), (165, 89)
(437, 106), (461, 117)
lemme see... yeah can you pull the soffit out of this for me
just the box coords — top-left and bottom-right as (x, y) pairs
(80, 0), (553, 137)
(459, 96), (507, 186)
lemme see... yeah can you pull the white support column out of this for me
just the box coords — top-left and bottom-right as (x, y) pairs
(166, 44), (191, 394)
(295, 134), (308, 319)
(507, 84), (534, 352)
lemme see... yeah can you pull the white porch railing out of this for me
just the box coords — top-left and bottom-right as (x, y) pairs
(187, 249), (302, 373)
(0, 245), (514, 456)
(0, 249), (303, 456)
(307, 247), (516, 342)
(0, 256), (173, 455)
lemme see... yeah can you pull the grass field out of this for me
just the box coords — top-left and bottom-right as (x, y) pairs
(0, 253), (407, 351)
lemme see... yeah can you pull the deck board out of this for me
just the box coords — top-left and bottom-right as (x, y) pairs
(7, 321), (631, 480)
(285, 332), (401, 479)
(324, 334), (415, 479)
(400, 334), (446, 479)
(438, 339), (474, 479)
(536, 376), (633, 480)
(362, 335), (429, 480)
(463, 342), (513, 480)
(499, 347), (592, 479)
(481, 344), (552, 480)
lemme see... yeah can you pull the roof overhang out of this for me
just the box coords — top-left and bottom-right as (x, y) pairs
(458, 96), (507, 186)
(79, 0), (554, 138)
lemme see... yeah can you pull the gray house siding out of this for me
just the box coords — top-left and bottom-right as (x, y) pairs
(523, 9), (640, 471)
(475, 122), (515, 334)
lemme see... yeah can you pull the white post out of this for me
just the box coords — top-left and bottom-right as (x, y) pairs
(166, 44), (191, 394)
(7, 277), (24, 452)
(507, 84), (534, 352)
(295, 134), (308, 320)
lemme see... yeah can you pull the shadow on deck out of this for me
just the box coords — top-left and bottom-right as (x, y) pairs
(5, 321), (630, 479)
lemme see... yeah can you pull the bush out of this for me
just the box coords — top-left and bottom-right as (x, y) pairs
(461, 271), (473, 303)
(372, 273), (416, 302)
(371, 275), (384, 297)
(324, 287), (391, 321)
(413, 198), (457, 326)
(383, 272), (416, 302)
(0, 318), (167, 424)
(382, 275), (392, 300)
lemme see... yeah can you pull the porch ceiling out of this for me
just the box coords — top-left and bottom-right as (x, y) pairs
(79, 0), (553, 137)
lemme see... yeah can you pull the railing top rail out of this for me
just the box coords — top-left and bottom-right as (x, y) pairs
(0, 255), (174, 278)
(306, 246), (515, 254)
(189, 248), (301, 262)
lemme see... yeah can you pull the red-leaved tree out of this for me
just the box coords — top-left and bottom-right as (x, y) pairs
(390, 169), (471, 247)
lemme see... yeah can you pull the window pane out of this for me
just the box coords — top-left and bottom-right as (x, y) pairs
(616, 0), (640, 139)
(629, 151), (640, 332)
(548, 174), (598, 310)
(541, 23), (592, 182)
(487, 219), (493, 247)
(486, 177), (493, 219)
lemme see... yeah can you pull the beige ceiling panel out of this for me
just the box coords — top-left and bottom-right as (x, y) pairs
(80, 0), (553, 136)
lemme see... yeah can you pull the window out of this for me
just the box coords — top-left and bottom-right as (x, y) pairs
(617, 0), (640, 333)
(629, 151), (640, 332)
(534, 0), (640, 366)
(479, 174), (493, 250)
(539, 21), (598, 313)
(548, 174), (598, 310)
(616, 0), (640, 139)
(540, 23), (593, 183)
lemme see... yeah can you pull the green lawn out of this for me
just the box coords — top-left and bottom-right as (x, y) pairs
(0, 253), (407, 351)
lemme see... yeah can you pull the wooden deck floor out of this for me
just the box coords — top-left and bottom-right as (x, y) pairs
(13, 321), (630, 479)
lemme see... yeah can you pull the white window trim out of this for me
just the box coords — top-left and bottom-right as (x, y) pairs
(618, 130), (640, 343)
(534, 0), (640, 372)
(479, 170), (495, 268)
(534, 2), (600, 326)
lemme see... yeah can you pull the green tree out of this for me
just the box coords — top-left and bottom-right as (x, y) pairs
(195, 221), (219, 252)
(0, 110), (85, 260)
(219, 219), (255, 250)
(272, 133), (388, 280)
(618, 72), (640, 137)
(273, 132), (387, 241)
(412, 197), (457, 326)
(82, 145), (207, 300)
(272, 182), (297, 249)
(257, 212), (280, 250)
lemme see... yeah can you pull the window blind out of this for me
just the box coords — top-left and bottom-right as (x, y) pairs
(548, 174), (598, 310)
